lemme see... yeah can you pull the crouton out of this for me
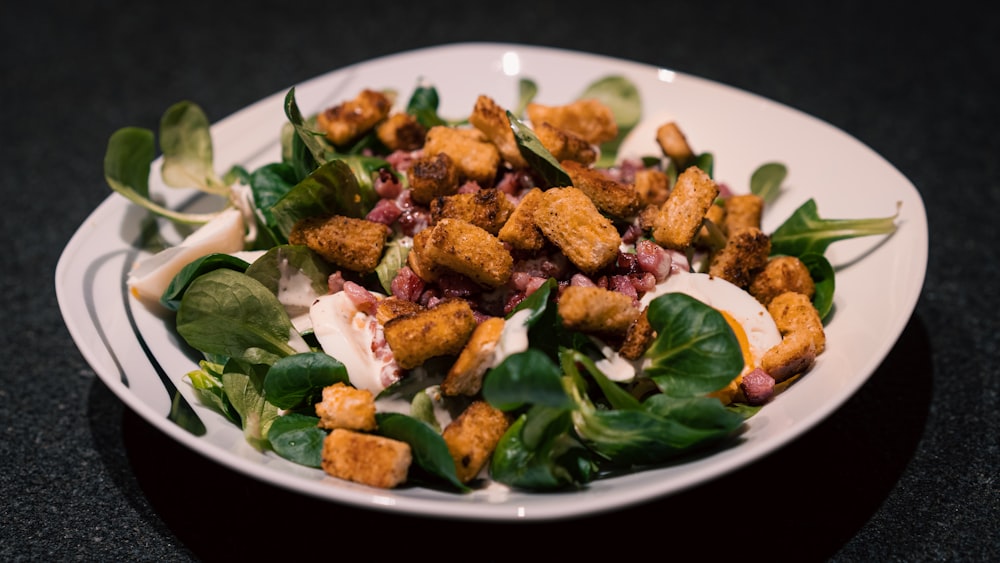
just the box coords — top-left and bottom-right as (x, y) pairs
(619, 306), (655, 360)
(289, 215), (390, 273)
(761, 329), (818, 383)
(634, 168), (671, 206)
(497, 187), (546, 251)
(423, 126), (501, 186)
(441, 316), (505, 396)
(382, 298), (478, 369)
(723, 194), (764, 236)
(376, 112), (426, 152)
(316, 89), (392, 147)
(767, 291), (825, 354)
(533, 187), (621, 275)
(696, 202), (726, 247)
(430, 188), (515, 235)
(558, 285), (640, 335)
(407, 152), (461, 205)
(468, 95), (527, 168)
(652, 166), (720, 250)
(526, 99), (618, 145)
(375, 296), (425, 325)
(562, 160), (642, 219)
(749, 256), (816, 307)
(423, 218), (513, 288)
(321, 429), (411, 489)
(707, 226), (771, 288)
(406, 228), (445, 282)
(441, 401), (510, 483)
(315, 382), (377, 432)
(534, 122), (597, 165)
(655, 121), (695, 167)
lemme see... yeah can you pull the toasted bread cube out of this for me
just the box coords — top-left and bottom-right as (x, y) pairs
(533, 187), (621, 275)
(376, 112), (426, 152)
(707, 226), (771, 288)
(767, 291), (825, 354)
(723, 194), (764, 236)
(526, 99), (618, 145)
(316, 89), (392, 147)
(534, 122), (597, 165)
(441, 401), (510, 483)
(634, 168), (670, 206)
(407, 152), (461, 205)
(375, 296), (425, 325)
(406, 228), (445, 282)
(558, 285), (640, 335)
(423, 218), (513, 288)
(497, 187), (547, 251)
(321, 429), (411, 489)
(652, 166), (720, 250)
(619, 306), (655, 360)
(430, 188), (515, 235)
(749, 256), (816, 307)
(289, 215), (390, 273)
(315, 382), (377, 431)
(761, 329), (818, 383)
(423, 126), (501, 186)
(469, 95), (527, 168)
(383, 298), (477, 369)
(656, 121), (695, 167)
(442, 316), (505, 396)
(696, 202), (726, 247)
(562, 160), (642, 219)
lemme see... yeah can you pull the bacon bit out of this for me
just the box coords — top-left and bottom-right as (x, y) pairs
(343, 281), (378, 315)
(636, 239), (672, 282)
(740, 368), (775, 405)
(390, 266), (425, 302)
(437, 273), (481, 299)
(457, 181), (481, 194)
(374, 168), (403, 199)
(328, 271), (346, 294)
(569, 273), (597, 287)
(366, 198), (402, 226)
(385, 149), (419, 173)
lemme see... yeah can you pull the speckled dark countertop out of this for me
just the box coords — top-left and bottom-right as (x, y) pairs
(3, 1), (997, 560)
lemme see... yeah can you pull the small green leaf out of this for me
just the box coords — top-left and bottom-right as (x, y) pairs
(264, 352), (349, 410)
(483, 349), (573, 411)
(769, 198), (900, 257)
(580, 76), (642, 167)
(160, 253), (250, 311)
(375, 237), (410, 294)
(515, 78), (538, 118)
(269, 159), (370, 240)
(507, 110), (572, 188)
(268, 413), (326, 468)
(159, 101), (225, 194)
(799, 252), (836, 320)
(375, 412), (468, 491)
(750, 162), (787, 204)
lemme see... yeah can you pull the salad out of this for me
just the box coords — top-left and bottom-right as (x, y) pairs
(103, 74), (899, 493)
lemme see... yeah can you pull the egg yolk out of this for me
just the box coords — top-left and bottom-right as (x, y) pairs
(719, 309), (754, 370)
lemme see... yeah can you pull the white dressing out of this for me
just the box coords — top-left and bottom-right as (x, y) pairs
(276, 257), (322, 334)
(490, 308), (532, 368)
(310, 292), (399, 395)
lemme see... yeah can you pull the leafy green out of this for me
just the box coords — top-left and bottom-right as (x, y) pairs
(268, 159), (373, 240)
(799, 252), (836, 320)
(243, 244), (333, 299)
(222, 359), (279, 450)
(507, 110), (572, 188)
(263, 352), (349, 410)
(186, 359), (239, 423)
(769, 198), (899, 257)
(160, 253), (250, 311)
(268, 413), (326, 468)
(159, 101), (228, 195)
(374, 237), (410, 294)
(375, 412), (468, 491)
(483, 349), (574, 412)
(406, 83), (448, 128)
(490, 408), (595, 491)
(581, 76), (642, 167)
(515, 78), (538, 118)
(750, 162), (787, 204)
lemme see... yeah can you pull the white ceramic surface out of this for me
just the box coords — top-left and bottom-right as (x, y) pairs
(55, 42), (928, 521)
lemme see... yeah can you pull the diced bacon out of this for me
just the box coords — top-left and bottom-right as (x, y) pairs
(616, 251), (640, 275)
(328, 271), (346, 294)
(636, 239), (672, 282)
(667, 248), (691, 275)
(629, 272), (657, 295)
(437, 273), (481, 299)
(740, 368), (775, 405)
(569, 273), (597, 287)
(366, 198), (402, 226)
(395, 191), (431, 236)
(609, 275), (638, 302)
(390, 266), (425, 302)
(621, 223), (644, 245)
(457, 181), (481, 194)
(343, 281), (377, 315)
(385, 149), (419, 173)
(374, 168), (403, 199)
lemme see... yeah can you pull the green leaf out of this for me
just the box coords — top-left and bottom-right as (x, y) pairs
(580, 76), (641, 167)
(264, 352), (349, 410)
(222, 360), (279, 450)
(562, 349), (641, 412)
(244, 244), (334, 300)
(514, 78), (538, 118)
(507, 110), (572, 188)
(248, 162), (299, 231)
(159, 101), (226, 194)
(769, 198), (899, 257)
(643, 292), (744, 397)
(483, 349), (574, 411)
(799, 252), (836, 320)
(187, 360), (239, 423)
(375, 412), (468, 491)
(750, 162), (787, 204)
(406, 83), (448, 128)
(375, 237), (410, 294)
(159, 253), (250, 311)
(268, 413), (326, 468)
(490, 410), (595, 491)
(283, 88), (331, 167)
(176, 269), (302, 365)
(269, 159), (370, 240)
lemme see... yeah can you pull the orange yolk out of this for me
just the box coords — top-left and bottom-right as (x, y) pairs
(719, 309), (754, 371)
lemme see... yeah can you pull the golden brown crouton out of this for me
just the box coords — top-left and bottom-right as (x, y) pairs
(441, 316), (505, 396)
(655, 121), (695, 167)
(533, 187), (621, 275)
(497, 187), (547, 251)
(619, 306), (655, 360)
(526, 99), (618, 145)
(382, 298), (478, 369)
(321, 429), (411, 489)
(430, 188), (515, 235)
(749, 256), (816, 307)
(562, 160), (642, 219)
(375, 296), (425, 325)
(652, 166), (720, 250)
(316, 89), (392, 147)
(406, 228), (445, 282)
(315, 382), (377, 432)
(534, 122), (597, 165)
(695, 202), (726, 247)
(441, 401), (510, 483)
(707, 226), (771, 288)
(761, 329), (818, 383)
(423, 218), (514, 288)
(468, 95), (527, 168)
(407, 152), (461, 205)
(423, 126), (501, 186)
(767, 291), (826, 354)
(289, 215), (390, 273)
(376, 112), (426, 152)
(723, 194), (764, 236)
(558, 285), (640, 335)
(634, 168), (671, 206)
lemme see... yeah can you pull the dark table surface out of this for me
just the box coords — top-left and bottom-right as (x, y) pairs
(3, 1), (997, 560)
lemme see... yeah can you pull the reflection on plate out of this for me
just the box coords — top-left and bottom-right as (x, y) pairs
(55, 42), (927, 521)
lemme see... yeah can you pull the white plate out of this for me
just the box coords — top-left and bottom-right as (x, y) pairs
(55, 42), (928, 520)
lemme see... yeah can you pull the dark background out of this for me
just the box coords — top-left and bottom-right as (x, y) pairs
(3, 1), (997, 560)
